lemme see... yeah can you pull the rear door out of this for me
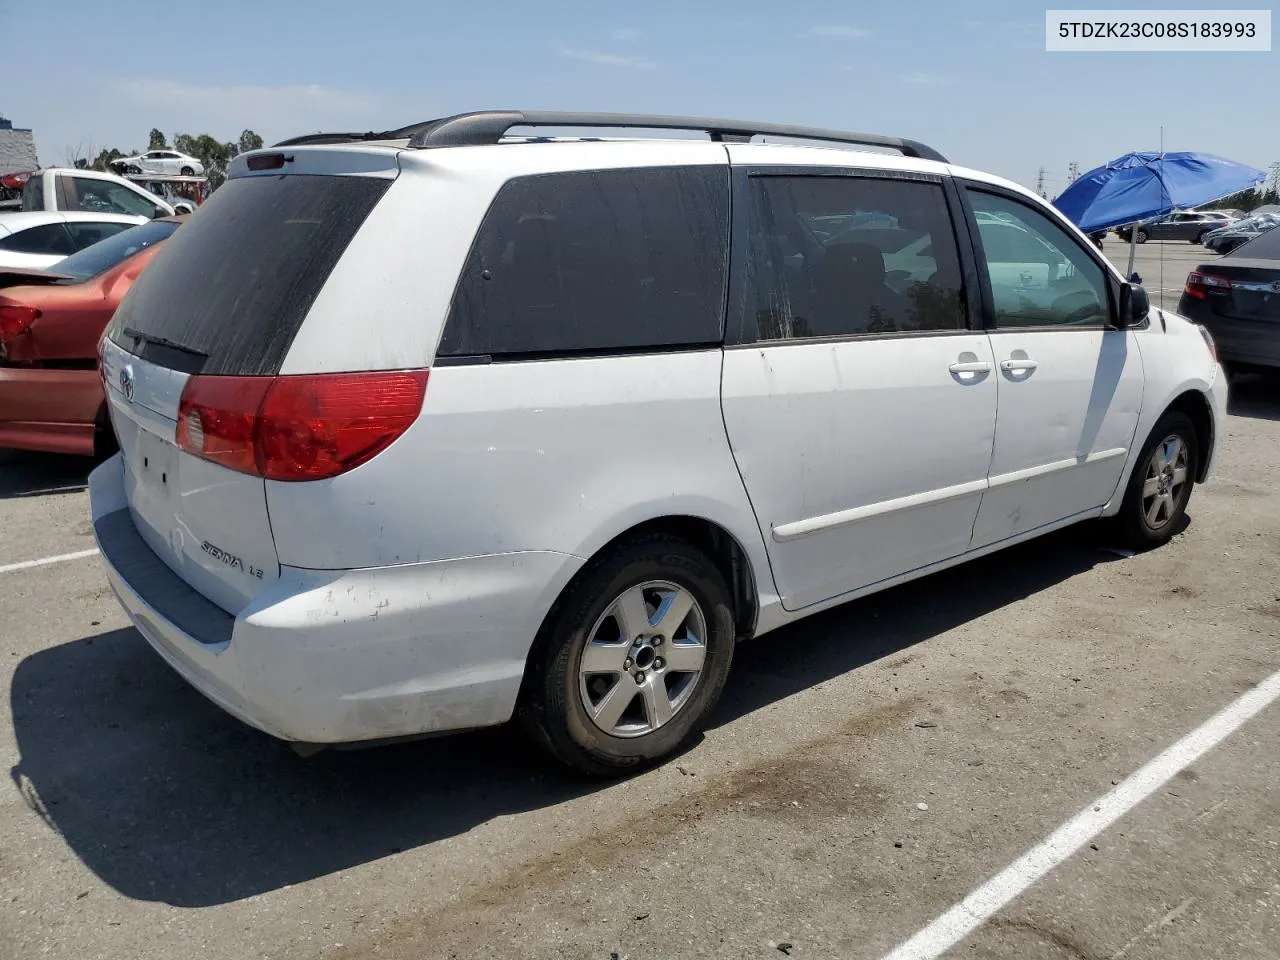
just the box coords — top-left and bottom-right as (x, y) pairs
(101, 151), (397, 614)
(720, 155), (997, 611)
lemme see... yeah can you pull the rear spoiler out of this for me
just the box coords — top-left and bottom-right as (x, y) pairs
(0, 267), (73, 290)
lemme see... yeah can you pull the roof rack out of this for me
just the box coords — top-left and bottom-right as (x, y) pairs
(273, 110), (948, 163)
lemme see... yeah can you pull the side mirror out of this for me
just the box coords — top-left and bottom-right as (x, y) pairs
(1118, 282), (1150, 328)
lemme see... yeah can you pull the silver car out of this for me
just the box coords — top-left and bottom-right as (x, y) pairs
(1119, 211), (1236, 244)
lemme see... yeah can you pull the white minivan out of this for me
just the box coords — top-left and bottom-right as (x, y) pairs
(89, 111), (1227, 776)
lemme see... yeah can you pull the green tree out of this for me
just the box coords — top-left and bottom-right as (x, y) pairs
(238, 129), (264, 153)
(173, 132), (241, 188)
(1213, 188), (1261, 213)
(148, 128), (168, 150)
(91, 147), (130, 172)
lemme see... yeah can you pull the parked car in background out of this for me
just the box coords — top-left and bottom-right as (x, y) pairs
(124, 173), (208, 214)
(21, 168), (175, 219)
(89, 111), (1224, 777)
(0, 211), (148, 270)
(1203, 215), (1280, 254)
(110, 150), (205, 177)
(0, 171), (32, 210)
(1200, 214), (1272, 247)
(0, 217), (183, 455)
(1117, 210), (1237, 244)
(1181, 225), (1280, 378)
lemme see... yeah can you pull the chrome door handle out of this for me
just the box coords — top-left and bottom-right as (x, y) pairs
(1000, 358), (1038, 372)
(949, 361), (992, 374)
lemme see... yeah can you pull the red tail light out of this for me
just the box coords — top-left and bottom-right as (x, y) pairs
(176, 370), (429, 481)
(0, 303), (40, 341)
(1184, 271), (1231, 301)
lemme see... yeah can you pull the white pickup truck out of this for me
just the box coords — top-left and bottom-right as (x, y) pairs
(19, 167), (179, 219)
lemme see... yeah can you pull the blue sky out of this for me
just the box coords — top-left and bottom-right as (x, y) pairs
(6, 0), (1276, 194)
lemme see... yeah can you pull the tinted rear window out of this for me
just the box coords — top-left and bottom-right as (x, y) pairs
(0, 222), (72, 255)
(439, 165), (729, 358)
(21, 176), (44, 211)
(108, 174), (391, 375)
(55, 220), (178, 280)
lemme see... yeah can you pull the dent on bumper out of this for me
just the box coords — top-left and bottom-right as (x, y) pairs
(89, 456), (584, 744)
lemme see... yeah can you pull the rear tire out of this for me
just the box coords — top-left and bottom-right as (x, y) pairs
(180, 166), (195, 176)
(1135, 229), (1149, 244)
(1111, 411), (1198, 551)
(519, 536), (736, 778)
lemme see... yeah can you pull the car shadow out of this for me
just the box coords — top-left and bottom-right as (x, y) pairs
(8, 524), (1144, 908)
(1226, 374), (1280, 422)
(0, 449), (92, 499)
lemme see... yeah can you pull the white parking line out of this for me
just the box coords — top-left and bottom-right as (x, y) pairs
(881, 666), (1280, 960)
(0, 548), (100, 575)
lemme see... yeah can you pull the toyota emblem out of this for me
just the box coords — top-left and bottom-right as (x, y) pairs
(119, 365), (135, 402)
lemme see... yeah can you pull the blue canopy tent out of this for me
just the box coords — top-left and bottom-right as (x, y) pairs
(1053, 151), (1266, 276)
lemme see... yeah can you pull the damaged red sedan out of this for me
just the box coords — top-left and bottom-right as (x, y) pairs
(0, 216), (183, 455)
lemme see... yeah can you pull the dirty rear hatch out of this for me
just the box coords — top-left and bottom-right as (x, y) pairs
(101, 149), (399, 614)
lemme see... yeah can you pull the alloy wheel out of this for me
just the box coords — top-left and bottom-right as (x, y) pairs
(578, 580), (708, 738)
(1141, 434), (1189, 530)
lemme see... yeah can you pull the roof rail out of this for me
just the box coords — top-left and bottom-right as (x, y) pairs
(403, 111), (947, 162)
(273, 111), (947, 163)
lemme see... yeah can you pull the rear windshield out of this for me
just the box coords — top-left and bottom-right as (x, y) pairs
(55, 220), (178, 280)
(107, 173), (391, 375)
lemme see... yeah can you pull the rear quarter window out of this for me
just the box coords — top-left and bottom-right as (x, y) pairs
(439, 165), (730, 358)
(21, 175), (45, 211)
(108, 174), (391, 375)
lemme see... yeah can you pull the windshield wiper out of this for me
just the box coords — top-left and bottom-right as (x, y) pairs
(121, 327), (207, 358)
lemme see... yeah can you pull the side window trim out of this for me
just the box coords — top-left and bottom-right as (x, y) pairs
(725, 165), (972, 347)
(941, 177), (986, 335)
(959, 179), (1124, 332)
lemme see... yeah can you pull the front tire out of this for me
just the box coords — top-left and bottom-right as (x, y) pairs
(1135, 229), (1149, 244)
(519, 536), (736, 777)
(1113, 411), (1198, 550)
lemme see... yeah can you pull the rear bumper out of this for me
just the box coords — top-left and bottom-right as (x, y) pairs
(89, 454), (584, 744)
(1179, 298), (1280, 370)
(0, 366), (103, 454)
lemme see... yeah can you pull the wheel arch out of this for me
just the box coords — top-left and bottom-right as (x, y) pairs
(1165, 388), (1214, 482)
(522, 514), (763, 686)
(1105, 381), (1216, 517)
